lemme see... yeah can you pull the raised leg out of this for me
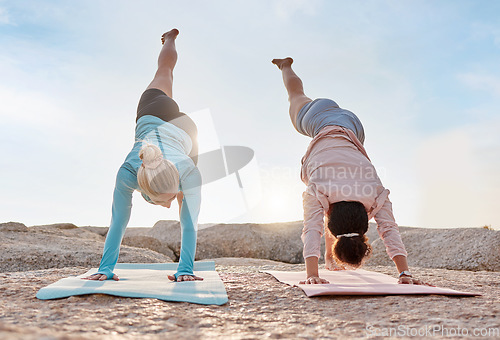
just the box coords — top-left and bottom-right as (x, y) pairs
(146, 29), (179, 98)
(272, 57), (312, 130)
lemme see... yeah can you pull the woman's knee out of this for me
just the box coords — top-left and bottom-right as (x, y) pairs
(147, 73), (173, 98)
(290, 96), (312, 117)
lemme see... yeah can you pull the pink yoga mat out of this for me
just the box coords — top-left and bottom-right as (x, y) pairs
(263, 269), (480, 297)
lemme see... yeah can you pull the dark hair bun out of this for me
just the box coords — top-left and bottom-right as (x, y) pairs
(334, 235), (372, 266)
(327, 201), (370, 266)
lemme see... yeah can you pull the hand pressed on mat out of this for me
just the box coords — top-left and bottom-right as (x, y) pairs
(398, 275), (434, 286)
(81, 273), (205, 283)
(299, 276), (330, 285)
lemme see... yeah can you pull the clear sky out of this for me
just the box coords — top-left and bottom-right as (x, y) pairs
(0, 0), (499, 229)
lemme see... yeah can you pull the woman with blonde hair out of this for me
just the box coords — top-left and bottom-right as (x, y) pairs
(84, 29), (202, 282)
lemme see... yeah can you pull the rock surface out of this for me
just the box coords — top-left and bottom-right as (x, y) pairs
(0, 223), (172, 272)
(0, 220), (499, 339)
(120, 221), (500, 271)
(366, 227), (500, 271)
(0, 222), (29, 232)
(0, 259), (498, 339)
(122, 235), (176, 261)
(145, 220), (307, 263)
(80, 225), (109, 236)
(1, 221), (498, 274)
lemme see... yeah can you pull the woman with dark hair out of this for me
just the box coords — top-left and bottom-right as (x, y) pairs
(272, 57), (426, 285)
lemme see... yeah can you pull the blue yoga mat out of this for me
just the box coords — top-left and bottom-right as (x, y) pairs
(36, 261), (228, 305)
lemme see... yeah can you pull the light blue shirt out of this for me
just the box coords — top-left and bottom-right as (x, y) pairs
(96, 115), (201, 280)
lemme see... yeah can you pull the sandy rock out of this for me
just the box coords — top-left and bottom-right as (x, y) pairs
(123, 225), (177, 260)
(0, 227), (172, 272)
(366, 227), (500, 271)
(143, 221), (499, 272)
(31, 222), (78, 230)
(0, 259), (498, 339)
(197, 222), (305, 263)
(124, 226), (153, 237)
(6, 220), (497, 274)
(122, 235), (176, 260)
(365, 222), (380, 242)
(145, 221), (380, 264)
(0, 222), (28, 232)
(206, 257), (295, 267)
(149, 220), (181, 242)
(80, 226), (109, 236)
(151, 220), (310, 263)
(27, 224), (105, 241)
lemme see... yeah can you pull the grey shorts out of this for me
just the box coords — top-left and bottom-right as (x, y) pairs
(296, 98), (365, 144)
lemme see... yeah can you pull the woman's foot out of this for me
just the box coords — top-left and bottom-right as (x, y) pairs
(161, 28), (179, 45)
(325, 254), (347, 271)
(272, 57), (294, 70)
(82, 273), (119, 281)
(168, 274), (204, 282)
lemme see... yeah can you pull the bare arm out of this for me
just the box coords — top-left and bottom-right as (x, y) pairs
(373, 197), (408, 272)
(375, 196), (432, 285)
(301, 191), (329, 284)
(392, 255), (409, 273)
(300, 257), (329, 284)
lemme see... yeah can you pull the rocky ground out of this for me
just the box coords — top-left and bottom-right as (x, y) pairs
(1, 222), (499, 339)
(0, 258), (499, 340)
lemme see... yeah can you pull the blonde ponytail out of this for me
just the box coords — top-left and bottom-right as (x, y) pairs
(137, 142), (179, 200)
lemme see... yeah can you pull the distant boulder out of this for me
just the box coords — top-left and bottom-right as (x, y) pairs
(123, 235), (176, 260)
(151, 220), (308, 263)
(366, 227), (500, 271)
(0, 222), (28, 232)
(80, 226), (109, 236)
(27, 224), (105, 242)
(0, 225), (172, 272)
(31, 223), (78, 230)
(2, 219), (498, 272)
